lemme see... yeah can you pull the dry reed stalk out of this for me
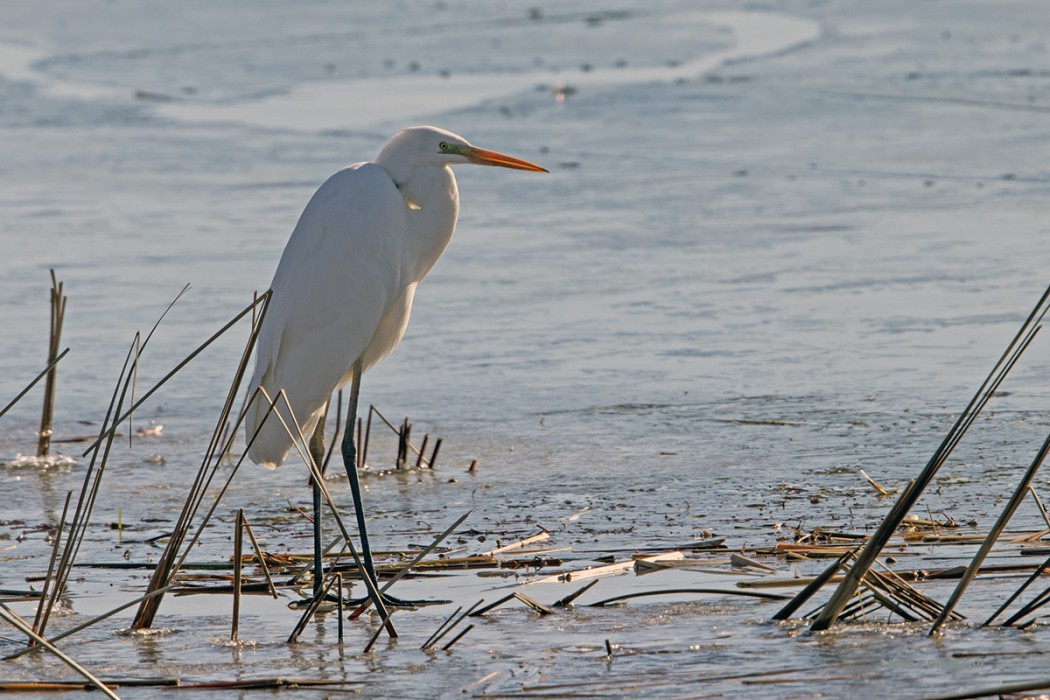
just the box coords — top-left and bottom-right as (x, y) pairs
(362, 608), (397, 654)
(82, 288), (262, 457)
(0, 603), (120, 700)
(929, 427), (1050, 635)
(231, 510), (244, 642)
(336, 573), (344, 644)
(427, 438), (443, 469)
(772, 549), (857, 620)
(1030, 485), (1050, 529)
(37, 332), (143, 641)
(36, 270), (66, 458)
(859, 468), (890, 496)
(441, 622), (474, 651)
(349, 509), (471, 619)
(923, 678), (1050, 700)
(287, 571), (344, 644)
(774, 543), (862, 556)
(422, 598), (484, 651)
(415, 434), (429, 467)
(237, 517), (278, 598)
(527, 551), (684, 585)
(810, 285), (1050, 631)
(4, 585), (177, 661)
(31, 491), (71, 637)
(168, 678), (361, 691)
(368, 405), (435, 467)
(0, 348), (69, 420)
(469, 593), (517, 616)
(553, 579), (599, 608)
(872, 562), (958, 621)
(729, 553), (779, 573)
(512, 592), (554, 615)
(458, 671), (501, 695)
(396, 418), (411, 468)
(132, 293), (272, 629)
(983, 552), (1050, 626)
(588, 588), (789, 607)
(480, 531), (551, 557)
(421, 605), (462, 650)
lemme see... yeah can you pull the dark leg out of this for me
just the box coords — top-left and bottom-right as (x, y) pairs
(341, 361), (423, 609)
(308, 403), (329, 601)
(340, 360), (379, 586)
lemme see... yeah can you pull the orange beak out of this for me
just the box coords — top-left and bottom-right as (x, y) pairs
(465, 146), (549, 173)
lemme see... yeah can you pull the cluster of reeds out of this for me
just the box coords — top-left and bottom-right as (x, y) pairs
(0, 274), (496, 693)
(770, 283), (1050, 635)
(10, 276), (1050, 698)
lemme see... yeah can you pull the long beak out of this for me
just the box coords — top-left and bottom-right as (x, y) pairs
(465, 146), (548, 173)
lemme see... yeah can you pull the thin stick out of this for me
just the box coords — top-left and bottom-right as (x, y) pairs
(336, 573), (344, 645)
(31, 491), (71, 637)
(0, 603), (120, 700)
(772, 550), (857, 620)
(930, 428), (1050, 635)
(0, 348), (69, 420)
(321, 389), (342, 476)
(421, 605), (463, 651)
(4, 585), (177, 661)
(589, 588), (789, 607)
(469, 593), (517, 617)
(240, 518), (278, 599)
(423, 598), (485, 651)
(361, 404), (373, 469)
(81, 291), (267, 456)
(1002, 578), (1050, 627)
(984, 552), (1050, 626)
(38, 335), (140, 640)
(369, 405), (434, 464)
(287, 572), (342, 644)
(553, 579), (599, 608)
(362, 609), (395, 654)
(441, 623), (474, 651)
(232, 510), (244, 642)
(415, 435), (430, 468)
(132, 293), (271, 629)
(349, 510), (471, 619)
(428, 438), (443, 470)
(1030, 486), (1050, 530)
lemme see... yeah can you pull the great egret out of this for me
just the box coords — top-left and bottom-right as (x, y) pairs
(244, 125), (547, 598)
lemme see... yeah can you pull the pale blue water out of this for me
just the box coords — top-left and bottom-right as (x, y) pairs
(2, 1), (1050, 697)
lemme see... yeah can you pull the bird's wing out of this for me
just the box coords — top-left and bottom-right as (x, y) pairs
(246, 162), (408, 466)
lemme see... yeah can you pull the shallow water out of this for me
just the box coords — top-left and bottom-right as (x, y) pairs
(3, 1), (1050, 697)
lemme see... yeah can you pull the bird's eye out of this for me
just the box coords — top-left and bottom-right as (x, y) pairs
(439, 141), (450, 152)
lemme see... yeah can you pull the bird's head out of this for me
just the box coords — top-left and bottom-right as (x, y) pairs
(377, 126), (548, 173)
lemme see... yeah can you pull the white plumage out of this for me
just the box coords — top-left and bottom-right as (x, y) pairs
(244, 126), (546, 467)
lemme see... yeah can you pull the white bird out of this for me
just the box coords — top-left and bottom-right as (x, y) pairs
(244, 126), (547, 469)
(243, 127), (546, 604)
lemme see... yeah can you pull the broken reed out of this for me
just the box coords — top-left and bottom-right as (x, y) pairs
(37, 270), (67, 458)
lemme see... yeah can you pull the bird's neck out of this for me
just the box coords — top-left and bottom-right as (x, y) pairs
(397, 166), (460, 283)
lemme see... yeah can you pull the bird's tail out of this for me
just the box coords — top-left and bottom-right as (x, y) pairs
(243, 384), (323, 469)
